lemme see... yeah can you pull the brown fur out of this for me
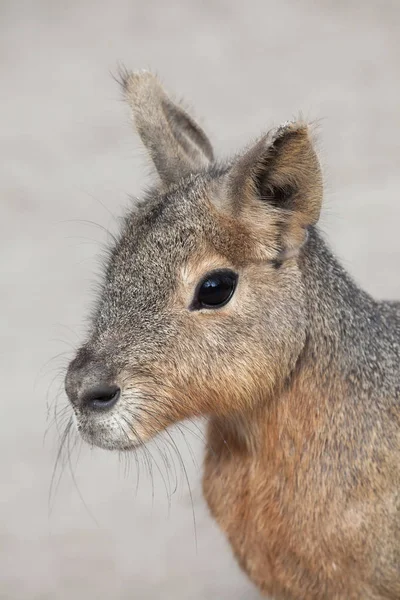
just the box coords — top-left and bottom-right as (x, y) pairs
(65, 71), (400, 599)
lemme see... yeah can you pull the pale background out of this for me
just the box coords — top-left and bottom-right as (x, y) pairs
(1, 1), (399, 599)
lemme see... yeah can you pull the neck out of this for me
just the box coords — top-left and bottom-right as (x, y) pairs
(300, 227), (376, 371)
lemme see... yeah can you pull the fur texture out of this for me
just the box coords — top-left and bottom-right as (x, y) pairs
(65, 71), (400, 599)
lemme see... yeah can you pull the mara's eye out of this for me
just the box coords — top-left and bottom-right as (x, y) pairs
(191, 269), (238, 310)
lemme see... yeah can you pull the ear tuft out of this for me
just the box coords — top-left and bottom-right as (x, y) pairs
(121, 70), (164, 111)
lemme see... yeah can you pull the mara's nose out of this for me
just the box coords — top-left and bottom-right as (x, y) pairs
(80, 384), (121, 411)
(65, 348), (120, 412)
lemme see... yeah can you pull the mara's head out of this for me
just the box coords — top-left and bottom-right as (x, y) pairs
(65, 70), (323, 451)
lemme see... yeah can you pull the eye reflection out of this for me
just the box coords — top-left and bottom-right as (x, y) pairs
(191, 269), (238, 310)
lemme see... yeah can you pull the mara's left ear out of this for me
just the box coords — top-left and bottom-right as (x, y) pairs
(120, 70), (214, 187)
(226, 122), (323, 259)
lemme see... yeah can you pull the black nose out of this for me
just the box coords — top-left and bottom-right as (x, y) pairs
(81, 384), (121, 411)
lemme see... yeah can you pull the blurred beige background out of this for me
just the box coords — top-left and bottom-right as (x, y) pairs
(1, 1), (400, 598)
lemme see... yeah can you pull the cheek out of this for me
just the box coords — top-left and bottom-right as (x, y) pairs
(115, 268), (306, 427)
(166, 299), (305, 414)
(119, 374), (201, 436)
(152, 326), (270, 416)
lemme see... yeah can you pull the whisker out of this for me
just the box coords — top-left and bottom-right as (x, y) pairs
(60, 219), (119, 246)
(162, 428), (198, 552)
(66, 424), (99, 526)
(73, 187), (119, 223)
(119, 415), (143, 499)
(132, 405), (179, 494)
(122, 412), (172, 506)
(48, 416), (73, 515)
(176, 424), (199, 471)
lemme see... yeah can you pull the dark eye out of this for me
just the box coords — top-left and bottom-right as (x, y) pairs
(191, 269), (238, 310)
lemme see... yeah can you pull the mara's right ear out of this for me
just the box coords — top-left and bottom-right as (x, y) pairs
(226, 122), (323, 260)
(120, 70), (214, 187)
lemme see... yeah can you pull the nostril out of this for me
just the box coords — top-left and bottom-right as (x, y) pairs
(81, 384), (121, 411)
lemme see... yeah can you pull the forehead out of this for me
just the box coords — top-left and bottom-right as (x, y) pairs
(92, 173), (271, 338)
(107, 170), (270, 289)
(91, 176), (233, 336)
(96, 177), (223, 321)
(116, 176), (219, 268)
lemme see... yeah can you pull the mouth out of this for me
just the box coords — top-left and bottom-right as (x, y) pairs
(73, 405), (151, 451)
(68, 376), (182, 452)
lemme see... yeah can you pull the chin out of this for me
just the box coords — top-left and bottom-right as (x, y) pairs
(79, 429), (134, 451)
(74, 411), (156, 452)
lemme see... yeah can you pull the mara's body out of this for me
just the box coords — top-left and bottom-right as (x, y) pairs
(205, 230), (400, 599)
(65, 71), (400, 599)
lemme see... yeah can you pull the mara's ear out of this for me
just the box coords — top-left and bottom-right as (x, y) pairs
(227, 122), (323, 259)
(120, 70), (214, 186)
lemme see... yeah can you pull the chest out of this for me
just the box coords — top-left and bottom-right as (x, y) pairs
(202, 430), (377, 600)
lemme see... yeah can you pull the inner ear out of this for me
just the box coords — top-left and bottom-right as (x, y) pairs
(121, 70), (214, 186)
(226, 122), (323, 258)
(256, 171), (297, 210)
(162, 99), (214, 164)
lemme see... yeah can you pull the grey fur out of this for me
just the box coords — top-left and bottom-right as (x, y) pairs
(65, 71), (400, 599)
(121, 70), (213, 185)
